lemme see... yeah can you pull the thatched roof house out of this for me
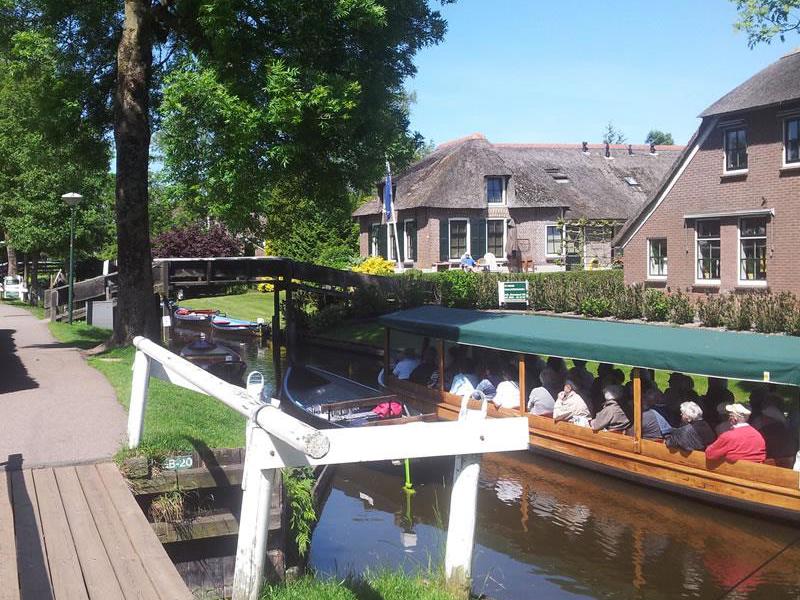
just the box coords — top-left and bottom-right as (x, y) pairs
(354, 133), (682, 270)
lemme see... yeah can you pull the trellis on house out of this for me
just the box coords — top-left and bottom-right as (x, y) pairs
(127, 336), (529, 600)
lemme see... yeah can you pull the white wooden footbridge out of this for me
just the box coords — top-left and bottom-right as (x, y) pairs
(127, 336), (530, 600)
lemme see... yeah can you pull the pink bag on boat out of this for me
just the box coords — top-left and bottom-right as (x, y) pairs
(372, 401), (403, 419)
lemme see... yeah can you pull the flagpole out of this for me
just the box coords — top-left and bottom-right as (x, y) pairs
(393, 220), (403, 273)
(384, 159), (404, 273)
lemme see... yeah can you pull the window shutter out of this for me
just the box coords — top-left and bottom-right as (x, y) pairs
(396, 221), (405, 262)
(378, 224), (388, 259)
(409, 221), (417, 262)
(471, 218), (486, 258)
(439, 219), (449, 262)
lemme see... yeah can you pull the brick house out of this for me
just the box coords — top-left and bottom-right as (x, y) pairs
(353, 134), (681, 271)
(615, 49), (800, 294)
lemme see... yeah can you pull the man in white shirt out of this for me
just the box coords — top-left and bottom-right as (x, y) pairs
(528, 368), (561, 415)
(449, 358), (479, 397)
(392, 348), (421, 380)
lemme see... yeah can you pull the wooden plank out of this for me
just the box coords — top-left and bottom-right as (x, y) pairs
(11, 469), (52, 600)
(95, 463), (192, 600)
(129, 464), (244, 496)
(0, 471), (20, 600)
(32, 468), (88, 600)
(54, 467), (125, 600)
(75, 465), (161, 600)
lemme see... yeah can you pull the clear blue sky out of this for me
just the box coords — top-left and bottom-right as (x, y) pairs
(407, 0), (797, 146)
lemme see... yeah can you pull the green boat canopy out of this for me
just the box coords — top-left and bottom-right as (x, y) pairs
(378, 306), (800, 387)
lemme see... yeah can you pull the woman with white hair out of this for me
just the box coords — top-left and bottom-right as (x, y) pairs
(664, 401), (716, 451)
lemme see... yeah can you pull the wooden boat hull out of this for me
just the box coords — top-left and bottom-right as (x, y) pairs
(388, 376), (800, 523)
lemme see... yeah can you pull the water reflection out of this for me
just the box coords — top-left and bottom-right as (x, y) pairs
(311, 453), (800, 600)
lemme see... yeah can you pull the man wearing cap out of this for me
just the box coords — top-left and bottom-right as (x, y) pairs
(704, 404), (766, 463)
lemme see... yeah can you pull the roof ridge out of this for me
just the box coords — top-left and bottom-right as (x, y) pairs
(493, 142), (685, 151)
(435, 132), (487, 150)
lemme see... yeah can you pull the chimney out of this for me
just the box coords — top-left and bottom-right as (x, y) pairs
(627, 144), (633, 155)
(604, 142), (610, 158)
(581, 141), (589, 153)
(650, 142), (656, 154)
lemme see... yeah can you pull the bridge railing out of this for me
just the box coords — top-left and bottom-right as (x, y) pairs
(128, 336), (529, 600)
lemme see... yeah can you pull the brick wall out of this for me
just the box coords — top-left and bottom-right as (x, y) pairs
(624, 104), (800, 294)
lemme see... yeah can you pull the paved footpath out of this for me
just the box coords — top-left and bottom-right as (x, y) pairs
(0, 302), (126, 469)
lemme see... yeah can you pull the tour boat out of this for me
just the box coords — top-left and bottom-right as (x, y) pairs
(377, 305), (800, 522)
(179, 335), (246, 385)
(281, 364), (436, 430)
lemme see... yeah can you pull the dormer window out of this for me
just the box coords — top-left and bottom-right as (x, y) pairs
(545, 167), (569, 183)
(624, 176), (639, 187)
(486, 176), (505, 204)
(723, 126), (748, 173)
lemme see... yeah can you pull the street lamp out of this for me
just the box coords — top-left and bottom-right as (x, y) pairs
(62, 192), (83, 324)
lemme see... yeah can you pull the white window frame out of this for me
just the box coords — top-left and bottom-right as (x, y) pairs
(403, 218), (416, 263)
(486, 218), (506, 259)
(722, 125), (748, 175)
(486, 176), (506, 205)
(695, 219), (721, 286)
(544, 223), (562, 258)
(370, 224), (380, 257)
(737, 217), (768, 286)
(782, 115), (800, 169)
(448, 218), (470, 261)
(647, 238), (668, 280)
(387, 224), (398, 261)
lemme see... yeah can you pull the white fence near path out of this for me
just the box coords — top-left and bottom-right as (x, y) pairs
(128, 336), (530, 600)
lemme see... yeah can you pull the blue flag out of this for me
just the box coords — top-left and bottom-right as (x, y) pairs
(383, 162), (394, 224)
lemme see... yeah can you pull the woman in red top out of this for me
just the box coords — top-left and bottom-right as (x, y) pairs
(705, 404), (766, 463)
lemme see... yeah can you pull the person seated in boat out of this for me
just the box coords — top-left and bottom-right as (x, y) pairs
(639, 389), (672, 440)
(705, 404), (766, 463)
(590, 385), (630, 433)
(528, 368), (562, 415)
(664, 401), (716, 451)
(409, 347), (439, 388)
(663, 373), (700, 425)
(700, 378), (731, 425)
(547, 356), (568, 377)
(449, 357), (479, 397)
(524, 354), (546, 397)
(475, 357), (501, 399)
(567, 360), (594, 396)
(492, 365), (521, 410)
(443, 345), (465, 389)
(552, 378), (591, 426)
(752, 395), (798, 463)
(392, 348), (421, 381)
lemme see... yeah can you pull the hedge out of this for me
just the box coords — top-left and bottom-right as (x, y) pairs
(295, 269), (800, 337)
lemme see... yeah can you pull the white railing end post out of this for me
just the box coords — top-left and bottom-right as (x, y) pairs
(127, 349), (152, 449)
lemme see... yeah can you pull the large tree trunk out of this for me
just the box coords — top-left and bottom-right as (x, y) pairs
(112, 0), (159, 344)
(29, 251), (39, 306)
(5, 238), (17, 276)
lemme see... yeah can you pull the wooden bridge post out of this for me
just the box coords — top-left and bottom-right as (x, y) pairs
(127, 350), (152, 448)
(232, 424), (276, 600)
(444, 394), (487, 598)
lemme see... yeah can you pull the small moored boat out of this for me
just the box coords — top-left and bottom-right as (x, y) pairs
(179, 335), (246, 385)
(282, 364), (436, 430)
(173, 305), (219, 323)
(211, 314), (266, 336)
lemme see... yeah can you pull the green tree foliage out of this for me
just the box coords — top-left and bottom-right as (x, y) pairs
(732, 0), (800, 47)
(602, 121), (626, 144)
(0, 28), (112, 260)
(644, 129), (675, 145)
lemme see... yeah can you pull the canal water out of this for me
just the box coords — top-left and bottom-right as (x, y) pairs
(170, 325), (800, 599)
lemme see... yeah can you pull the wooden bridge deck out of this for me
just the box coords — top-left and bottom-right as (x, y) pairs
(0, 463), (192, 600)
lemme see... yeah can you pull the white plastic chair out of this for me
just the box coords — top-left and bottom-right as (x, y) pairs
(483, 253), (498, 272)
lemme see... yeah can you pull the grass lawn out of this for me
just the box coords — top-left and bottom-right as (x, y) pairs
(182, 290), (280, 323)
(261, 571), (458, 600)
(4, 299), (46, 320)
